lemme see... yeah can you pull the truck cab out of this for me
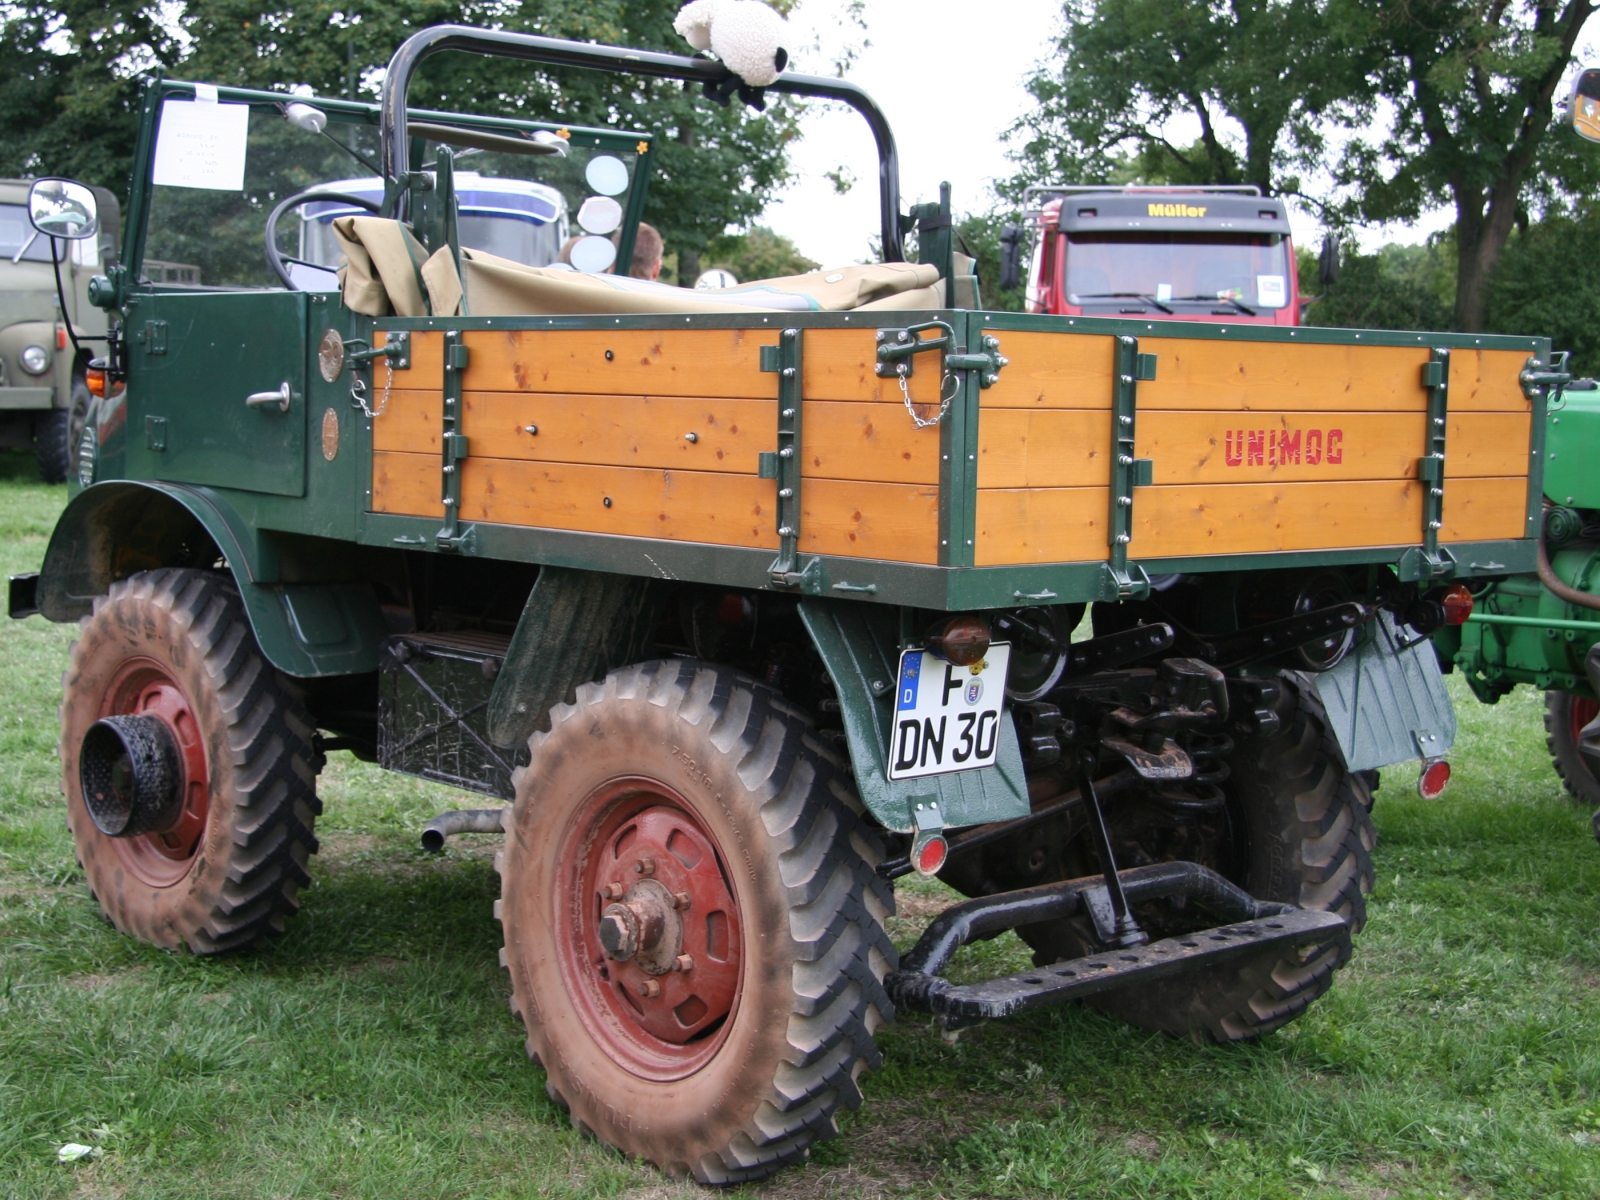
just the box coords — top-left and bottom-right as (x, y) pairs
(1014, 185), (1301, 326)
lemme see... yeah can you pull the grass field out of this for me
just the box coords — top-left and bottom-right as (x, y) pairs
(3, 447), (1600, 1198)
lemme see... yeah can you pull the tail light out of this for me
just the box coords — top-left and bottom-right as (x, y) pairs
(1440, 584), (1474, 626)
(925, 614), (990, 666)
(1417, 759), (1451, 800)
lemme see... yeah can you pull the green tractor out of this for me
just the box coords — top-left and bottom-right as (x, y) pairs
(4, 21), (1563, 1184)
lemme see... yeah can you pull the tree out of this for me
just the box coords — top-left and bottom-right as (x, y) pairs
(1327, 0), (1599, 331)
(1007, 0), (1367, 200)
(0, 1), (804, 269)
(1486, 208), (1600, 374)
(702, 226), (817, 283)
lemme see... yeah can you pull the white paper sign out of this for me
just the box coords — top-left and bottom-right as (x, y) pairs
(1257, 274), (1287, 308)
(151, 100), (250, 191)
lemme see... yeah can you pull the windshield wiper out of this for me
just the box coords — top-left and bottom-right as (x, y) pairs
(1074, 291), (1175, 314)
(1175, 294), (1257, 316)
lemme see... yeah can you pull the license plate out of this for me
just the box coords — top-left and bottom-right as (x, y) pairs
(887, 643), (1012, 781)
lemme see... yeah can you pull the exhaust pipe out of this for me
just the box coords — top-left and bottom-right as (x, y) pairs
(420, 807), (506, 851)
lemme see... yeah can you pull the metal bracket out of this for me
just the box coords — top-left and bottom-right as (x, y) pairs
(1520, 350), (1571, 400)
(1417, 349), (1451, 578)
(909, 797), (945, 877)
(875, 321), (1008, 388)
(350, 330), (410, 371)
(760, 328), (804, 584)
(437, 331), (470, 552)
(1108, 336), (1155, 593)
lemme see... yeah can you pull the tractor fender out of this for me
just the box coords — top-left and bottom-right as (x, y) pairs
(37, 480), (384, 678)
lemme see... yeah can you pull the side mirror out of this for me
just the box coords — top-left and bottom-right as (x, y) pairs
(999, 223), (1025, 291)
(1572, 68), (1600, 143)
(28, 178), (99, 241)
(1317, 232), (1340, 288)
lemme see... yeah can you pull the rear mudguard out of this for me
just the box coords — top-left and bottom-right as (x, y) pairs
(35, 480), (384, 678)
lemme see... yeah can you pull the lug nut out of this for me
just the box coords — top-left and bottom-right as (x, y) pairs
(675, 954), (694, 973)
(638, 979), (661, 998)
(602, 882), (625, 900)
(673, 891), (691, 910)
(634, 856), (655, 876)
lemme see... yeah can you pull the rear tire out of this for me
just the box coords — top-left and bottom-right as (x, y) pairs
(60, 568), (320, 952)
(1543, 690), (1600, 809)
(497, 659), (894, 1184)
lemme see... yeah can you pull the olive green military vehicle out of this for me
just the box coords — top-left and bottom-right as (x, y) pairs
(5, 24), (1565, 1185)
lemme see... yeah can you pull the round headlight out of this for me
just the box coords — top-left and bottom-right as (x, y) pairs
(19, 344), (50, 375)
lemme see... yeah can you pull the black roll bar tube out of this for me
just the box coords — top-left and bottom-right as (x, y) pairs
(379, 25), (905, 261)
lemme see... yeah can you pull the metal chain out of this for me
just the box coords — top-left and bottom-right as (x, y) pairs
(350, 356), (393, 420)
(900, 367), (958, 428)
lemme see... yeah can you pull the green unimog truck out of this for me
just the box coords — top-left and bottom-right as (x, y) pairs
(5, 24), (1564, 1185)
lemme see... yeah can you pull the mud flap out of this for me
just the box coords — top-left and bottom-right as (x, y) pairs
(1315, 610), (1457, 771)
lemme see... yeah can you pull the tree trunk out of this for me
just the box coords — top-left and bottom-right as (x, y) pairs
(1452, 177), (1525, 331)
(678, 248), (701, 287)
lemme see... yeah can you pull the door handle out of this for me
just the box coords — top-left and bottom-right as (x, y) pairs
(245, 382), (293, 413)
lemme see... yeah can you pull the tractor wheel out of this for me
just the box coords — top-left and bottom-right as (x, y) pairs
(497, 659), (894, 1184)
(60, 568), (321, 952)
(1543, 690), (1600, 810)
(34, 378), (91, 485)
(1019, 671), (1374, 1042)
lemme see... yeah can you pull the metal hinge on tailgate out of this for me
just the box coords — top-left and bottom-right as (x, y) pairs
(1105, 336), (1156, 600)
(437, 331), (475, 553)
(759, 330), (807, 586)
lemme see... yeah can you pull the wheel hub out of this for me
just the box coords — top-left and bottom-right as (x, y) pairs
(79, 714), (184, 837)
(599, 877), (683, 974)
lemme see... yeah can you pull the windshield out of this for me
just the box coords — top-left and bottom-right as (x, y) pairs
(1063, 232), (1290, 310)
(0, 203), (58, 263)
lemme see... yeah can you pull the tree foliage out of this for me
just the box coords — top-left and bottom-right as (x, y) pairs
(1486, 209), (1600, 374)
(0, 1), (803, 265)
(701, 225), (817, 283)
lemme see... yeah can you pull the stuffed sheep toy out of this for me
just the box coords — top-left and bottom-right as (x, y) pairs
(674, 0), (791, 88)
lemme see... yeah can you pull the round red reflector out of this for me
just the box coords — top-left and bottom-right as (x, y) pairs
(915, 835), (948, 876)
(1418, 759), (1451, 800)
(1441, 584), (1474, 626)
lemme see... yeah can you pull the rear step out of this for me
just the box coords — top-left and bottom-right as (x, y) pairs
(886, 861), (1350, 1030)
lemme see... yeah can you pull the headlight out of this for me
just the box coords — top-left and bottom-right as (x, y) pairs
(19, 344), (50, 375)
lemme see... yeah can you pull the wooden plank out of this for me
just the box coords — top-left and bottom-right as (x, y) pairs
(1130, 480), (1422, 557)
(1449, 412), (1533, 478)
(975, 487), (1110, 566)
(1441, 476), (1529, 542)
(459, 328), (778, 398)
(977, 409), (1112, 488)
(800, 478), (941, 562)
(1136, 411), (1424, 484)
(802, 328), (949, 407)
(978, 330), (1117, 410)
(1446, 348), (1534, 413)
(372, 389), (442, 454)
(380, 329), (441, 387)
(1138, 338), (1432, 412)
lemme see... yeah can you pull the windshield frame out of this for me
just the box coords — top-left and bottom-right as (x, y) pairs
(124, 77), (654, 293)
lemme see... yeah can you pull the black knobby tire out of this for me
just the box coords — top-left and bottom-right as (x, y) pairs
(1086, 672), (1375, 1041)
(1543, 690), (1600, 809)
(61, 568), (321, 952)
(496, 659), (895, 1184)
(34, 377), (91, 485)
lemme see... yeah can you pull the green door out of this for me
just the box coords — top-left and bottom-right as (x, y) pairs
(126, 291), (308, 497)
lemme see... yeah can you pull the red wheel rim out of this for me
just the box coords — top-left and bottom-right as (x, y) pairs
(94, 657), (210, 887)
(556, 777), (744, 1081)
(1572, 695), (1600, 748)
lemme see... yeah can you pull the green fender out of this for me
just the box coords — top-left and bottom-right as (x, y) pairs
(37, 480), (384, 678)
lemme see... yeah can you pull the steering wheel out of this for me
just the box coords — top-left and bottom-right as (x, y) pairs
(265, 189), (382, 289)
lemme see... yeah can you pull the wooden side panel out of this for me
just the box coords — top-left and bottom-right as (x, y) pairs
(802, 328), (950, 406)
(977, 330), (1116, 410)
(372, 389), (443, 453)
(1446, 348), (1534, 413)
(1450, 412), (1533, 477)
(1441, 476), (1529, 542)
(1137, 411), (1424, 484)
(1138, 338), (1432, 412)
(975, 487), (1110, 566)
(800, 479), (941, 563)
(1131, 480), (1424, 557)
(802, 401), (942, 484)
(458, 328), (777, 398)
(380, 329), (442, 386)
(977, 409), (1112, 489)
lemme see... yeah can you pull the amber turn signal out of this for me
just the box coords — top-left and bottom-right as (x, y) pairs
(1440, 584), (1474, 626)
(85, 365), (108, 398)
(925, 614), (990, 666)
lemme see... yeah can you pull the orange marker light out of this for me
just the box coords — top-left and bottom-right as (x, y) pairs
(85, 365), (108, 398)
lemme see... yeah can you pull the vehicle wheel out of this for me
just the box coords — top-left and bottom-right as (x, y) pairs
(1543, 690), (1600, 808)
(497, 659), (894, 1184)
(60, 568), (320, 952)
(1014, 671), (1374, 1042)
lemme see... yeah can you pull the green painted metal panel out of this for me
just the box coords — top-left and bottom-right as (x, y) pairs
(797, 597), (1029, 833)
(1315, 611), (1456, 770)
(1543, 391), (1600, 507)
(125, 290), (310, 497)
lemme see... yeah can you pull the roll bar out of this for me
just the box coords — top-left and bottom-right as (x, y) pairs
(380, 25), (905, 261)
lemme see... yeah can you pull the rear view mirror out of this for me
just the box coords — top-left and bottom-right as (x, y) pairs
(998, 223), (1024, 291)
(28, 178), (99, 241)
(1572, 67), (1600, 143)
(1318, 232), (1340, 287)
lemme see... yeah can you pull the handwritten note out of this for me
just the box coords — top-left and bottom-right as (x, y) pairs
(151, 99), (250, 191)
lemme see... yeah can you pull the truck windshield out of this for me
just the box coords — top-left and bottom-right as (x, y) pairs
(1064, 232), (1290, 310)
(0, 203), (58, 263)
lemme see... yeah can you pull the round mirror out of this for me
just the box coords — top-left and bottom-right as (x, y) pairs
(584, 155), (630, 196)
(570, 235), (618, 274)
(28, 178), (99, 241)
(577, 195), (623, 236)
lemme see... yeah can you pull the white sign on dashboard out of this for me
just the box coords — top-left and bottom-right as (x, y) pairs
(151, 100), (250, 191)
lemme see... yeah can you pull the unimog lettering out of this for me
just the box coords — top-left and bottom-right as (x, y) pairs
(1224, 427), (1344, 467)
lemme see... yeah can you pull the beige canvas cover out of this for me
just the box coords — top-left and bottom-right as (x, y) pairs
(333, 217), (430, 317)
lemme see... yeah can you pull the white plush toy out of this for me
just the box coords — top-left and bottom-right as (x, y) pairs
(674, 0), (791, 88)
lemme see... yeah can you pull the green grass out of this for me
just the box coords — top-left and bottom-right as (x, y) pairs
(3, 447), (1600, 1197)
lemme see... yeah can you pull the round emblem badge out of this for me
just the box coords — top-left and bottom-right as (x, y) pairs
(964, 678), (984, 706)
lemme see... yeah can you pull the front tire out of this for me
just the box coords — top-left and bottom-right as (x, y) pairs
(60, 569), (321, 952)
(497, 660), (894, 1184)
(34, 378), (91, 485)
(1543, 690), (1600, 809)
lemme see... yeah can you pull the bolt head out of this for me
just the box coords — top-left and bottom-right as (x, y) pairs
(638, 979), (661, 998)
(598, 907), (639, 960)
(675, 954), (695, 972)
(673, 891), (691, 910)
(603, 881), (625, 900)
